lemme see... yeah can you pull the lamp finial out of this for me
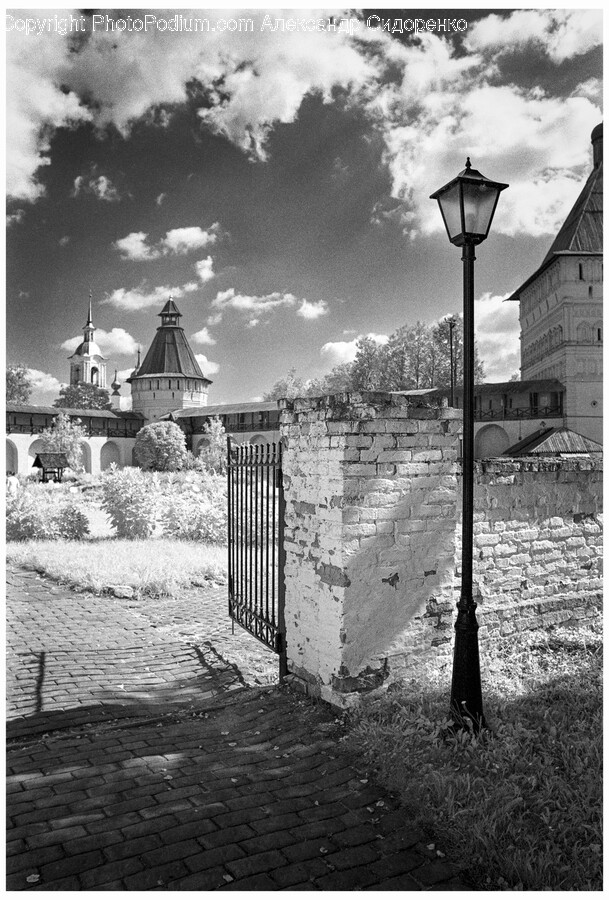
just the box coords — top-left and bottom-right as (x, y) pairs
(465, 157), (472, 170)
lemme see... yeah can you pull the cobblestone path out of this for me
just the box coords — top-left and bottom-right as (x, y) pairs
(6, 564), (470, 891)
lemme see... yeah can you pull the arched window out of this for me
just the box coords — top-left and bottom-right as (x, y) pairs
(579, 263), (584, 280)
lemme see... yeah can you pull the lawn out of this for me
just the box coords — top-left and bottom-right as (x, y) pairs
(6, 534), (226, 598)
(345, 621), (602, 891)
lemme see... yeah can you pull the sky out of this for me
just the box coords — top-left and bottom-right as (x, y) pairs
(5, 5), (603, 407)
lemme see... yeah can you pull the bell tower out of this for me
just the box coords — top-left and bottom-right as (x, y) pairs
(68, 293), (107, 388)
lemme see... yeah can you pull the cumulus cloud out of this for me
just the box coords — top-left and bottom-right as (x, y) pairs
(211, 288), (297, 324)
(464, 9), (602, 63)
(72, 168), (121, 202)
(321, 332), (389, 366)
(6, 8), (602, 242)
(114, 231), (161, 261)
(191, 327), (216, 346)
(58, 235), (70, 247)
(195, 353), (220, 376)
(103, 281), (198, 311)
(61, 327), (139, 356)
(27, 368), (64, 397)
(114, 225), (220, 262)
(297, 299), (328, 320)
(194, 256), (215, 283)
(367, 20), (602, 239)
(162, 225), (219, 255)
(474, 292), (521, 382)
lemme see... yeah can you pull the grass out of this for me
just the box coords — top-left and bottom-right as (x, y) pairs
(6, 538), (227, 598)
(345, 622), (602, 891)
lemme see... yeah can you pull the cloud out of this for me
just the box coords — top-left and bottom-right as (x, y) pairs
(191, 327), (216, 346)
(211, 288), (297, 323)
(6, 8), (602, 243)
(58, 235), (70, 247)
(61, 327), (139, 356)
(156, 192), (167, 206)
(7, 209), (25, 227)
(27, 368), (63, 396)
(195, 353), (220, 376)
(114, 231), (161, 261)
(297, 299), (328, 320)
(162, 225), (219, 255)
(72, 166), (121, 202)
(464, 9), (602, 63)
(321, 333), (389, 366)
(367, 23), (602, 239)
(113, 225), (220, 262)
(474, 292), (521, 381)
(194, 256), (215, 283)
(103, 282), (198, 311)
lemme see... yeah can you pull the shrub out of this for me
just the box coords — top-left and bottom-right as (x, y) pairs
(55, 505), (90, 540)
(134, 421), (187, 471)
(6, 492), (89, 542)
(161, 473), (227, 543)
(101, 465), (158, 538)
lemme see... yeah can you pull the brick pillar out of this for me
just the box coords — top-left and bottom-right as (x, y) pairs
(279, 392), (461, 707)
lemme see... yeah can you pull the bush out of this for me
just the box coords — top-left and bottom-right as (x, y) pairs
(6, 492), (89, 542)
(160, 473), (227, 543)
(101, 465), (158, 538)
(134, 421), (187, 471)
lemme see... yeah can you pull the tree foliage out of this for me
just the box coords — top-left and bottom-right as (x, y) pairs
(264, 313), (486, 400)
(134, 421), (187, 471)
(54, 382), (112, 410)
(196, 416), (227, 475)
(6, 363), (32, 404)
(40, 412), (87, 471)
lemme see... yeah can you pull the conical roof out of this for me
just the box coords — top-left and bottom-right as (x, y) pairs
(132, 303), (211, 381)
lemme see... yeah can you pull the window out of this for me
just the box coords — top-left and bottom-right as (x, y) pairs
(579, 263), (584, 280)
(589, 286), (593, 299)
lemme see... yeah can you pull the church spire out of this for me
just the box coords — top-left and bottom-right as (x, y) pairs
(84, 291), (95, 341)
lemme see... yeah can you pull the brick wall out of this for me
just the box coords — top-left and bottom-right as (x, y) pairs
(279, 394), (603, 706)
(469, 458), (603, 640)
(280, 392), (460, 706)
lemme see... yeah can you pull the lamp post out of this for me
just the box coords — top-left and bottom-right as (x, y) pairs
(430, 159), (508, 729)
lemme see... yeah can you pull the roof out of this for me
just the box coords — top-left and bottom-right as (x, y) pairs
(132, 326), (212, 381)
(168, 401), (279, 420)
(507, 129), (603, 302)
(6, 403), (143, 419)
(427, 379), (564, 396)
(33, 452), (70, 468)
(69, 340), (106, 359)
(504, 427), (603, 456)
(159, 299), (182, 317)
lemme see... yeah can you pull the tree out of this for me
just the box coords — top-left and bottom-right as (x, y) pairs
(40, 412), (87, 471)
(196, 417), (227, 475)
(6, 363), (32, 404)
(263, 368), (308, 401)
(54, 382), (112, 410)
(134, 421), (187, 471)
(316, 363), (354, 394)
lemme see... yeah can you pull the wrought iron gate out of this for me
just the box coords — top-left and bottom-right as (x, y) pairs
(227, 437), (287, 678)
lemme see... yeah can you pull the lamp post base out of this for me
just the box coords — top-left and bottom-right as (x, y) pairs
(450, 598), (485, 732)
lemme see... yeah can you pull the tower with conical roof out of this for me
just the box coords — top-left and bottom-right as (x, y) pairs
(128, 298), (212, 422)
(508, 124), (603, 444)
(68, 293), (107, 388)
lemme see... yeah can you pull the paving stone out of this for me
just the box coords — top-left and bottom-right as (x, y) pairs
(6, 565), (467, 893)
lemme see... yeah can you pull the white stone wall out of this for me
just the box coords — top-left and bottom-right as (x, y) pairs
(468, 458), (603, 639)
(280, 394), (603, 707)
(280, 393), (460, 706)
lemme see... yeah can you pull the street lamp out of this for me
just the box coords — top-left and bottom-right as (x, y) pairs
(430, 159), (508, 729)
